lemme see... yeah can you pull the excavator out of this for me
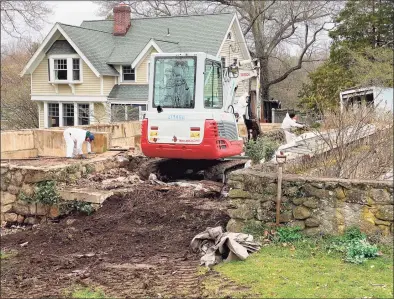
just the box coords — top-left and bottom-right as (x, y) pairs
(140, 52), (260, 181)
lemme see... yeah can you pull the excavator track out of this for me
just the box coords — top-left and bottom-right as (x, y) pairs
(138, 158), (247, 183)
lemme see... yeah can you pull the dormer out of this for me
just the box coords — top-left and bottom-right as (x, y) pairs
(46, 40), (83, 90)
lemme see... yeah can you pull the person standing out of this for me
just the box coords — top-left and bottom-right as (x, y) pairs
(243, 96), (253, 141)
(63, 128), (95, 158)
(281, 112), (305, 144)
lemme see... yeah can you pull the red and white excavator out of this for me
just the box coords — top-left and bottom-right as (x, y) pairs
(141, 52), (259, 162)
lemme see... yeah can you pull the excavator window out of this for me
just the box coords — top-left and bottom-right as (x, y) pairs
(152, 57), (196, 109)
(204, 60), (223, 109)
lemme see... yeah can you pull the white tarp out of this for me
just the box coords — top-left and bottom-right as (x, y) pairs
(190, 227), (261, 267)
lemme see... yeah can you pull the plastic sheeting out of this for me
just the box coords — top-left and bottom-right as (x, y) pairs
(190, 227), (261, 267)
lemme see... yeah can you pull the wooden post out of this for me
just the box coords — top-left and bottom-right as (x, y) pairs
(276, 163), (283, 226)
(275, 154), (287, 226)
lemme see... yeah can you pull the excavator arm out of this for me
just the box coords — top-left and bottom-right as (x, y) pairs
(223, 60), (258, 113)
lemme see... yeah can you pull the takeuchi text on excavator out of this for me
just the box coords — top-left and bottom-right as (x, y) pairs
(141, 52), (261, 160)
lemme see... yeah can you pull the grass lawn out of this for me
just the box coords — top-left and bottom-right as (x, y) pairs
(63, 285), (106, 299)
(203, 240), (393, 298)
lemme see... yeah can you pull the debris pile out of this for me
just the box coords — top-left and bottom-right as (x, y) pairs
(72, 167), (142, 190)
(191, 226), (261, 267)
(148, 174), (225, 198)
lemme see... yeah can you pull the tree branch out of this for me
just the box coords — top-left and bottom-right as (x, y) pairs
(268, 23), (326, 86)
(242, 0), (277, 36)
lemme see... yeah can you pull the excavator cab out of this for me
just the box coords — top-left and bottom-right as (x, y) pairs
(141, 52), (250, 160)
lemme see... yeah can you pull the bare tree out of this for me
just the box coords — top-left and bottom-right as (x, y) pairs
(1, 41), (39, 130)
(1, 1), (52, 40)
(288, 103), (393, 179)
(95, 0), (228, 18)
(223, 0), (339, 118)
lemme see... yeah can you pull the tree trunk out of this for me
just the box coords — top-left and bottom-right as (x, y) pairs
(259, 56), (270, 122)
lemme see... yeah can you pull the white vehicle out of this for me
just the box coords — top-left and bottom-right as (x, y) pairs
(141, 52), (258, 160)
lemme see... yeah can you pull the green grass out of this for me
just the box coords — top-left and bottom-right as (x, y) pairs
(204, 240), (393, 298)
(69, 286), (106, 299)
(0, 250), (17, 259)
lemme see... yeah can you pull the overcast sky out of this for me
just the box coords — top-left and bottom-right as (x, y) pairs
(1, 1), (103, 44)
(45, 1), (102, 29)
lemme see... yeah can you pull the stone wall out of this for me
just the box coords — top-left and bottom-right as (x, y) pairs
(227, 169), (393, 237)
(0, 155), (126, 225)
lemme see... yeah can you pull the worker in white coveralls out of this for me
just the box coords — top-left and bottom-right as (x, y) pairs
(281, 112), (305, 144)
(63, 128), (95, 158)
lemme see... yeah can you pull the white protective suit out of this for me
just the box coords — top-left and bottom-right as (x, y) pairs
(63, 128), (92, 158)
(281, 113), (304, 144)
(233, 92), (249, 124)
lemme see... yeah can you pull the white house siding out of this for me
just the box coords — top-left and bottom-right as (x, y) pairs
(74, 62), (101, 95)
(38, 102), (44, 128)
(136, 48), (157, 84)
(31, 59), (55, 94)
(103, 76), (115, 95)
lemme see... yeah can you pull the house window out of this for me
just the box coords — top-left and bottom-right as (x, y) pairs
(221, 57), (226, 68)
(54, 59), (67, 80)
(48, 103), (60, 127)
(73, 59), (80, 81)
(78, 104), (90, 125)
(204, 60), (223, 109)
(50, 57), (82, 82)
(111, 104), (127, 122)
(111, 104), (147, 122)
(122, 65), (135, 81)
(227, 32), (232, 40)
(63, 103), (74, 126)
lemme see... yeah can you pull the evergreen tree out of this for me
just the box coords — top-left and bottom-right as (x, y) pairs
(299, 0), (393, 111)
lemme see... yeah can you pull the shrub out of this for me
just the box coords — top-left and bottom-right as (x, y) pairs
(326, 227), (378, 264)
(344, 239), (379, 264)
(274, 226), (303, 243)
(245, 136), (279, 164)
(19, 180), (60, 206)
(61, 200), (95, 216)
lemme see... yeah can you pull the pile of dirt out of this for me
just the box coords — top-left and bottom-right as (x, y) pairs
(1, 184), (229, 298)
(73, 167), (142, 190)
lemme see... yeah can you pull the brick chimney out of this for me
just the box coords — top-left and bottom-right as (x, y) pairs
(113, 3), (131, 36)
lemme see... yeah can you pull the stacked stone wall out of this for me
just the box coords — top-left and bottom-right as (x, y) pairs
(227, 170), (393, 237)
(1, 157), (125, 225)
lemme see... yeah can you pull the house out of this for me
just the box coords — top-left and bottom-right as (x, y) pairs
(21, 4), (252, 128)
(340, 86), (393, 112)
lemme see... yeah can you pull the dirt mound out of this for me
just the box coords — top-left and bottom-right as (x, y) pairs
(1, 184), (229, 298)
(73, 167), (142, 190)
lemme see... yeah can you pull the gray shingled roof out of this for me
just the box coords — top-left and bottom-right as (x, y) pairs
(46, 40), (76, 55)
(108, 84), (149, 100)
(54, 13), (233, 77)
(81, 13), (234, 65)
(58, 23), (119, 76)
